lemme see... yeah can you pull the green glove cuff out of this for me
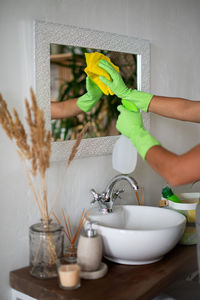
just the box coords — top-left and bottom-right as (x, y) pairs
(131, 128), (161, 160)
(98, 59), (153, 111)
(77, 93), (100, 112)
(77, 76), (102, 112)
(76, 94), (90, 112)
(126, 90), (153, 112)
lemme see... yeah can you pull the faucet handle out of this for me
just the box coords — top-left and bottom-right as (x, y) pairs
(90, 189), (100, 204)
(112, 189), (125, 200)
(90, 189), (108, 213)
(90, 189), (106, 204)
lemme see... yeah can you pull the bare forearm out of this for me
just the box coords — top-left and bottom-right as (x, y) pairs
(51, 98), (82, 119)
(145, 144), (200, 186)
(149, 96), (200, 123)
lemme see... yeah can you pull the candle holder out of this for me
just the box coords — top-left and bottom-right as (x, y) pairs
(58, 263), (81, 290)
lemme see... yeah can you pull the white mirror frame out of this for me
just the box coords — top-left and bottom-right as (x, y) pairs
(34, 20), (150, 161)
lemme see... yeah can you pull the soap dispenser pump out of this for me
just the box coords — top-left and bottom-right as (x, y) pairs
(77, 221), (103, 272)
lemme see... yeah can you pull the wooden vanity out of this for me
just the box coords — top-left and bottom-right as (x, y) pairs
(10, 245), (198, 300)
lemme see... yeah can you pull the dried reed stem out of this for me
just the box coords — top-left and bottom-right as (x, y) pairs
(46, 233), (58, 264)
(140, 187), (144, 206)
(72, 210), (89, 245)
(53, 208), (89, 247)
(41, 175), (49, 222)
(67, 215), (73, 239)
(62, 209), (72, 243)
(21, 158), (45, 219)
(135, 190), (141, 205)
(52, 211), (71, 241)
(52, 211), (61, 225)
(67, 123), (89, 167)
(49, 123), (90, 215)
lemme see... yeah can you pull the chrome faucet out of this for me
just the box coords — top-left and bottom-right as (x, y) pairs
(90, 174), (139, 213)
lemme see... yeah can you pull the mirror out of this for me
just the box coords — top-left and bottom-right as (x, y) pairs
(34, 21), (150, 161)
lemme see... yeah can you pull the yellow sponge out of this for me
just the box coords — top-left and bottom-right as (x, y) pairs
(84, 52), (119, 95)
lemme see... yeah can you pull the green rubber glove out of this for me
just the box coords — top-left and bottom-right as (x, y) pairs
(98, 59), (153, 112)
(77, 76), (103, 112)
(116, 105), (160, 160)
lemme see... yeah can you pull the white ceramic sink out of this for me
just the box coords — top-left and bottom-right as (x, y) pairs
(87, 205), (186, 265)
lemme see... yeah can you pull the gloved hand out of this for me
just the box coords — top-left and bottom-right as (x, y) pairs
(98, 59), (153, 112)
(116, 105), (160, 159)
(77, 76), (103, 112)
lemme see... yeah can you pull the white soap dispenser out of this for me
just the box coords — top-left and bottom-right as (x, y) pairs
(77, 221), (103, 272)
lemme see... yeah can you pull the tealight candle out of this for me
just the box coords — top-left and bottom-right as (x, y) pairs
(58, 264), (80, 290)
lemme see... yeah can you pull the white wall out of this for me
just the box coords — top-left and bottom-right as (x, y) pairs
(1, 0), (200, 298)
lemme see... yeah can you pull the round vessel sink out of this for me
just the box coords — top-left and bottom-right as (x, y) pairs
(88, 205), (186, 265)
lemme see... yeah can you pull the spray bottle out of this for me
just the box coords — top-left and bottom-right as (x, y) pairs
(112, 99), (138, 174)
(162, 185), (181, 203)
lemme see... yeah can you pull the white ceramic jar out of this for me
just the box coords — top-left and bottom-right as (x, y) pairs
(77, 222), (103, 272)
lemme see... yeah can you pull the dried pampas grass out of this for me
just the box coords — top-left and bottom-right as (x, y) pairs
(0, 88), (89, 222)
(0, 88), (51, 221)
(0, 88), (90, 268)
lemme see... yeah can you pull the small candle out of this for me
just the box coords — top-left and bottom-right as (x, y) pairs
(58, 264), (80, 290)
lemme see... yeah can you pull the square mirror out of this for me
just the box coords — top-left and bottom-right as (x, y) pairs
(34, 21), (150, 161)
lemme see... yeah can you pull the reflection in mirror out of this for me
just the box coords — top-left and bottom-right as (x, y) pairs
(50, 44), (137, 142)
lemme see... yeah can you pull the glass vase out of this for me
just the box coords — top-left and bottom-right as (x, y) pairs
(64, 245), (77, 264)
(29, 219), (64, 279)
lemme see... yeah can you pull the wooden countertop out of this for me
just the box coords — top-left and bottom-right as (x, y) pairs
(10, 245), (198, 300)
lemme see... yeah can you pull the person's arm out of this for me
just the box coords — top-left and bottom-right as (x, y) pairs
(51, 76), (103, 119)
(116, 105), (200, 186)
(146, 144), (200, 186)
(98, 59), (200, 123)
(149, 96), (200, 123)
(51, 98), (82, 119)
